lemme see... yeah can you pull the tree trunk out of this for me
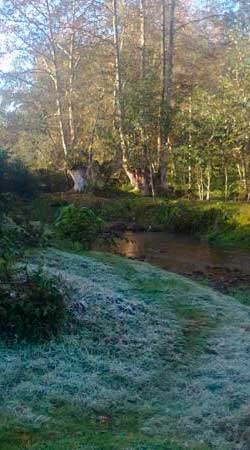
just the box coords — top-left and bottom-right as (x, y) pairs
(112, 0), (153, 195)
(188, 94), (192, 191)
(124, 168), (151, 195)
(224, 166), (228, 200)
(68, 30), (76, 148)
(197, 166), (204, 200)
(206, 166), (211, 201)
(68, 168), (87, 192)
(45, 0), (69, 159)
(158, 0), (176, 188)
(139, 0), (154, 196)
(188, 162), (192, 190)
(140, 0), (146, 80)
(240, 147), (250, 199)
(113, 0), (127, 168)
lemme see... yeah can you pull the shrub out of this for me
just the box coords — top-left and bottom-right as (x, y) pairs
(0, 149), (38, 197)
(54, 205), (105, 248)
(194, 206), (226, 231)
(0, 214), (49, 276)
(164, 203), (195, 233)
(0, 215), (23, 278)
(0, 270), (66, 342)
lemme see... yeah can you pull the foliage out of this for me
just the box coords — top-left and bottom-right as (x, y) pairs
(0, 214), (50, 273)
(0, 215), (25, 277)
(1, 1), (250, 199)
(0, 269), (66, 342)
(0, 149), (38, 197)
(40, 193), (250, 249)
(54, 204), (105, 248)
(79, 194), (211, 232)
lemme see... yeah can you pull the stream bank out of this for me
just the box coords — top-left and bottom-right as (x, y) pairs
(32, 193), (250, 250)
(97, 231), (250, 298)
(29, 192), (250, 298)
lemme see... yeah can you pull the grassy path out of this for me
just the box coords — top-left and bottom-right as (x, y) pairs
(1, 250), (250, 449)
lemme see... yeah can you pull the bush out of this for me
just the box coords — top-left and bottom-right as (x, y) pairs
(54, 205), (105, 248)
(0, 270), (66, 342)
(0, 215), (24, 277)
(0, 148), (38, 197)
(164, 204), (194, 233)
(36, 168), (69, 193)
(0, 214), (50, 276)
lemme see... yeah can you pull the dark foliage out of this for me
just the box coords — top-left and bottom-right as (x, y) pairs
(0, 214), (49, 278)
(0, 149), (38, 197)
(0, 270), (66, 342)
(36, 169), (70, 193)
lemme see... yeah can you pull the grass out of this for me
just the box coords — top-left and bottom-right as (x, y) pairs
(0, 407), (187, 450)
(1, 249), (250, 448)
(1, 191), (250, 448)
(227, 288), (250, 306)
(172, 301), (217, 352)
(89, 252), (218, 354)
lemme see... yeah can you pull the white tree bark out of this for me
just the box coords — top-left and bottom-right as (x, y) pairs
(68, 168), (87, 192)
(158, 0), (176, 187)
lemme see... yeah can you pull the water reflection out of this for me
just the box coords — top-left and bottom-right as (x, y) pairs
(106, 232), (250, 275)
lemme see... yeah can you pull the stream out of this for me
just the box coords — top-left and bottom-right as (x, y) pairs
(100, 232), (250, 293)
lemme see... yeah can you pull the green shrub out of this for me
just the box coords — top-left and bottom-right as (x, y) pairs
(194, 207), (228, 232)
(0, 270), (66, 342)
(0, 214), (50, 279)
(54, 205), (105, 248)
(0, 215), (23, 278)
(164, 204), (194, 233)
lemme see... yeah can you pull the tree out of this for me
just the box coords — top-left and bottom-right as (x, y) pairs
(1, 0), (249, 200)
(158, 0), (176, 188)
(0, 0), (103, 190)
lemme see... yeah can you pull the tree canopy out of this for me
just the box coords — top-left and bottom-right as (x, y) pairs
(0, 0), (249, 198)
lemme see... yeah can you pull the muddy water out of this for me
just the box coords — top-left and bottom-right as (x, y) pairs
(104, 232), (250, 293)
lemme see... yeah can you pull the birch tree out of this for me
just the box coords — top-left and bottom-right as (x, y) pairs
(0, 0), (100, 191)
(158, 0), (176, 188)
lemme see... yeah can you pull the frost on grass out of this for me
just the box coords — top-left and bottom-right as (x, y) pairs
(1, 249), (250, 448)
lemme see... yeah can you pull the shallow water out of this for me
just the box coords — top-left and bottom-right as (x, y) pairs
(101, 232), (250, 291)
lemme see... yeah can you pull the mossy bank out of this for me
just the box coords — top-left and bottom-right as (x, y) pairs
(31, 193), (250, 249)
(1, 249), (250, 449)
